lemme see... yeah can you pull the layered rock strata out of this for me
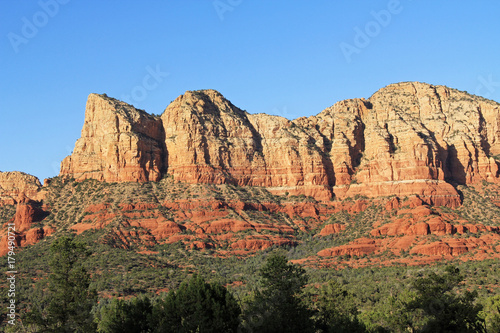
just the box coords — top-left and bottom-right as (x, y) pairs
(60, 94), (165, 182)
(60, 82), (500, 206)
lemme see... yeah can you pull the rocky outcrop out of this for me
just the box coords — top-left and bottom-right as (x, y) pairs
(12, 194), (48, 232)
(230, 235), (296, 251)
(60, 83), (500, 206)
(369, 83), (500, 185)
(319, 223), (345, 236)
(0, 194), (51, 256)
(0, 172), (50, 256)
(161, 90), (332, 199)
(0, 171), (41, 204)
(60, 94), (165, 182)
(300, 82), (499, 205)
(318, 237), (378, 257)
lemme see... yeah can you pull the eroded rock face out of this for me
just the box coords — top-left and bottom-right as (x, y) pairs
(0, 171), (42, 204)
(12, 194), (49, 232)
(318, 238), (377, 257)
(60, 94), (165, 182)
(161, 90), (332, 199)
(319, 223), (345, 236)
(60, 83), (500, 205)
(366, 83), (500, 186)
(300, 82), (499, 205)
(13, 195), (38, 232)
(0, 194), (50, 256)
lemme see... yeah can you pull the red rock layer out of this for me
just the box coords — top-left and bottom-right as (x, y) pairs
(160, 90), (332, 200)
(316, 200), (500, 265)
(60, 83), (500, 206)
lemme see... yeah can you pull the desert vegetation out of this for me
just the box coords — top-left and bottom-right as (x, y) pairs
(2, 236), (499, 332)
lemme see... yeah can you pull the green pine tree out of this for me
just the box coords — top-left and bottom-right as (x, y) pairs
(313, 280), (366, 333)
(26, 236), (97, 333)
(240, 254), (314, 333)
(151, 274), (241, 332)
(95, 296), (152, 333)
(406, 266), (486, 333)
(481, 295), (500, 333)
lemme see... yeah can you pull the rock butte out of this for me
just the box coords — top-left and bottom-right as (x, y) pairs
(1, 81), (500, 265)
(59, 82), (500, 206)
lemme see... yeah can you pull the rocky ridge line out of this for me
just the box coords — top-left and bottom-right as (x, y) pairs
(58, 82), (500, 207)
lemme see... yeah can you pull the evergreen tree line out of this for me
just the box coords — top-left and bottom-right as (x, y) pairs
(5, 236), (500, 332)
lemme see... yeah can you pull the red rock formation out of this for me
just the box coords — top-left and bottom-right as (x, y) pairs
(13, 195), (37, 232)
(5, 82), (499, 260)
(160, 90), (332, 200)
(230, 235), (295, 251)
(318, 238), (378, 257)
(202, 219), (253, 234)
(60, 94), (165, 182)
(316, 196), (500, 264)
(0, 171), (42, 205)
(410, 241), (466, 256)
(0, 173), (47, 256)
(24, 228), (45, 246)
(366, 83), (500, 186)
(0, 195), (51, 256)
(388, 235), (416, 253)
(12, 194), (47, 232)
(59, 82), (500, 206)
(319, 223), (345, 236)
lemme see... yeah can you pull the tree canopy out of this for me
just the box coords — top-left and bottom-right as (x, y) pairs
(405, 266), (486, 332)
(240, 254), (314, 333)
(151, 274), (241, 333)
(26, 236), (97, 332)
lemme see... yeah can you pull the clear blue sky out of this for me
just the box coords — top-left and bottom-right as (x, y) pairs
(1, 1), (499, 181)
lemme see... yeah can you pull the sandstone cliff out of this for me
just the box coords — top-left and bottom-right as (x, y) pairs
(0, 171), (42, 205)
(60, 94), (165, 182)
(3, 82), (500, 268)
(59, 82), (500, 206)
(161, 89), (332, 199)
